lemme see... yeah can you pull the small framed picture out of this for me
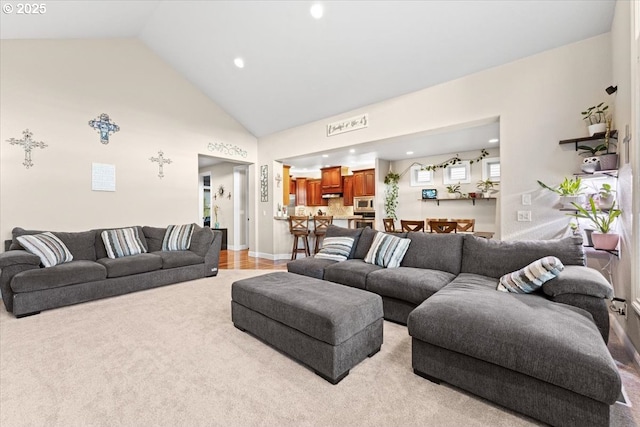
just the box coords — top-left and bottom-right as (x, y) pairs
(422, 189), (437, 199)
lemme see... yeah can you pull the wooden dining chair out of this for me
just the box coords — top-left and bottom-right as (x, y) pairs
(451, 218), (475, 232)
(383, 218), (398, 233)
(288, 216), (311, 260)
(428, 220), (458, 233)
(425, 218), (447, 232)
(313, 215), (333, 254)
(400, 220), (425, 232)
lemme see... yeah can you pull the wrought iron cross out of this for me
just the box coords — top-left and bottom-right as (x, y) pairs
(149, 150), (172, 178)
(6, 129), (47, 169)
(88, 113), (120, 144)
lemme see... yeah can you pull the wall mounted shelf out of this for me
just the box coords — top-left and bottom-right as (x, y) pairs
(584, 246), (619, 258)
(558, 130), (618, 151)
(573, 169), (618, 179)
(419, 197), (496, 206)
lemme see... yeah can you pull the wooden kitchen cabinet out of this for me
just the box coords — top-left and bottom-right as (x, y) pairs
(295, 177), (307, 206)
(353, 169), (375, 196)
(321, 166), (342, 194)
(342, 175), (354, 206)
(283, 165), (291, 207)
(307, 179), (328, 206)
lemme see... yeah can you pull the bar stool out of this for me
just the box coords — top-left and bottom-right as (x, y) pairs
(400, 220), (425, 232)
(289, 216), (311, 260)
(313, 215), (333, 254)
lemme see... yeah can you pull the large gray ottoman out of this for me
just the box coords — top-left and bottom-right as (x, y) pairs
(231, 271), (383, 384)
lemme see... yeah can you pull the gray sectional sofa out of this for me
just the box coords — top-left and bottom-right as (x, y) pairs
(0, 225), (222, 317)
(287, 225), (620, 427)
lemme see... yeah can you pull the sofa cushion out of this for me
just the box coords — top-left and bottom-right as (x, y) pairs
(97, 253), (163, 278)
(325, 225), (363, 259)
(287, 257), (338, 279)
(11, 227), (97, 261)
(17, 232), (73, 267)
(461, 235), (585, 278)
(188, 226), (215, 257)
(364, 232), (411, 268)
(542, 265), (614, 299)
(162, 224), (195, 251)
(366, 267), (456, 305)
(401, 232), (464, 275)
(142, 226), (166, 252)
(152, 251), (204, 269)
(497, 256), (564, 294)
(352, 227), (377, 259)
(407, 273), (621, 404)
(10, 260), (107, 292)
(315, 236), (355, 261)
(93, 226), (148, 259)
(324, 259), (382, 289)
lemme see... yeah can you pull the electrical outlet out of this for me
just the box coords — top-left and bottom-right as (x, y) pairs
(517, 211), (532, 222)
(522, 194), (531, 205)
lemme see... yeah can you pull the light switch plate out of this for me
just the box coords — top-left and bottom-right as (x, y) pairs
(522, 194), (531, 205)
(517, 211), (532, 222)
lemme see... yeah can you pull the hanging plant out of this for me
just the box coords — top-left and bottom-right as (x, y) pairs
(420, 149), (489, 171)
(384, 172), (400, 220)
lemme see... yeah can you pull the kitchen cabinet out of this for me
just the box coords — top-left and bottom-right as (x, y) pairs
(321, 166), (342, 194)
(295, 178), (307, 206)
(353, 169), (375, 197)
(307, 179), (328, 206)
(342, 175), (354, 206)
(283, 165), (291, 207)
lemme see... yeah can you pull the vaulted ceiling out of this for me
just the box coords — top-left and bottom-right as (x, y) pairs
(1, 1), (616, 139)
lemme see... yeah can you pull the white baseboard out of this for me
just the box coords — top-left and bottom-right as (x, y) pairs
(611, 314), (640, 373)
(226, 244), (248, 251)
(248, 251), (309, 261)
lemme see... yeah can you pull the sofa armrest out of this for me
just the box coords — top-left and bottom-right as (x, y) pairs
(0, 250), (42, 313)
(0, 250), (41, 268)
(542, 265), (613, 299)
(204, 230), (222, 277)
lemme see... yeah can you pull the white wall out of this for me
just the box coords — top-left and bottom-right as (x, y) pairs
(0, 39), (257, 241)
(257, 33), (612, 256)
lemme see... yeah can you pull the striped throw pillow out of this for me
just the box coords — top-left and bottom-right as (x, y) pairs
(315, 237), (355, 262)
(364, 232), (411, 268)
(162, 224), (195, 251)
(497, 256), (565, 294)
(17, 232), (73, 267)
(101, 227), (147, 259)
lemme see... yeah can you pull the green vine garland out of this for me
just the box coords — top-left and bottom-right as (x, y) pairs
(384, 172), (400, 219)
(421, 149), (489, 171)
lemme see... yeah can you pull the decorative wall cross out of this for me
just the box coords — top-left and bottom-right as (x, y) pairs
(6, 129), (47, 169)
(149, 150), (172, 178)
(88, 113), (120, 144)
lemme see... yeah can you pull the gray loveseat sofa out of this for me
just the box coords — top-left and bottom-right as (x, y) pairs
(287, 225), (620, 426)
(0, 225), (222, 318)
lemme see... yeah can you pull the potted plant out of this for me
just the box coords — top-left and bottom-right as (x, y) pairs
(567, 198), (621, 250)
(476, 179), (498, 198)
(595, 183), (616, 210)
(537, 177), (585, 209)
(581, 102), (609, 136)
(384, 172), (400, 219)
(446, 183), (461, 199)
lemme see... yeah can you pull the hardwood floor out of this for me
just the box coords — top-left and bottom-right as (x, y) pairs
(219, 249), (288, 270)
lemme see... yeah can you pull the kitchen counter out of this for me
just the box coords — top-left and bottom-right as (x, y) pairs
(273, 215), (362, 221)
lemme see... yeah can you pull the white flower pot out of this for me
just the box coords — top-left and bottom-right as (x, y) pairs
(588, 123), (606, 136)
(581, 157), (600, 174)
(560, 194), (585, 209)
(447, 193), (459, 199)
(597, 195), (615, 210)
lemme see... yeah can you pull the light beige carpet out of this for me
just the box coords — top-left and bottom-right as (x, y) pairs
(0, 269), (637, 427)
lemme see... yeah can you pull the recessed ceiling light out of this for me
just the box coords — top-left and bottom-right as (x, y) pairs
(325, 164), (330, 167)
(233, 57), (245, 68)
(406, 151), (414, 155)
(349, 149), (355, 153)
(488, 138), (499, 143)
(322, 154), (329, 158)
(310, 3), (324, 19)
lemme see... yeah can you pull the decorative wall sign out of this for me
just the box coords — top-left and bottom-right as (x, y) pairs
(327, 113), (368, 137)
(92, 163), (116, 191)
(6, 129), (47, 169)
(207, 142), (248, 158)
(149, 150), (172, 178)
(88, 113), (120, 144)
(260, 164), (268, 202)
(275, 173), (282, 187)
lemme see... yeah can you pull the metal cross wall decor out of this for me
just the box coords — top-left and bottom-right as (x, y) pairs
(88, 113), (120, 144)
(149, 150), (172, 179)
(6, 129), (48, 169)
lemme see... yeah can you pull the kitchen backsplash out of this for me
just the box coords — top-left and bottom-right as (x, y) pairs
(294, 198), (354, 217)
